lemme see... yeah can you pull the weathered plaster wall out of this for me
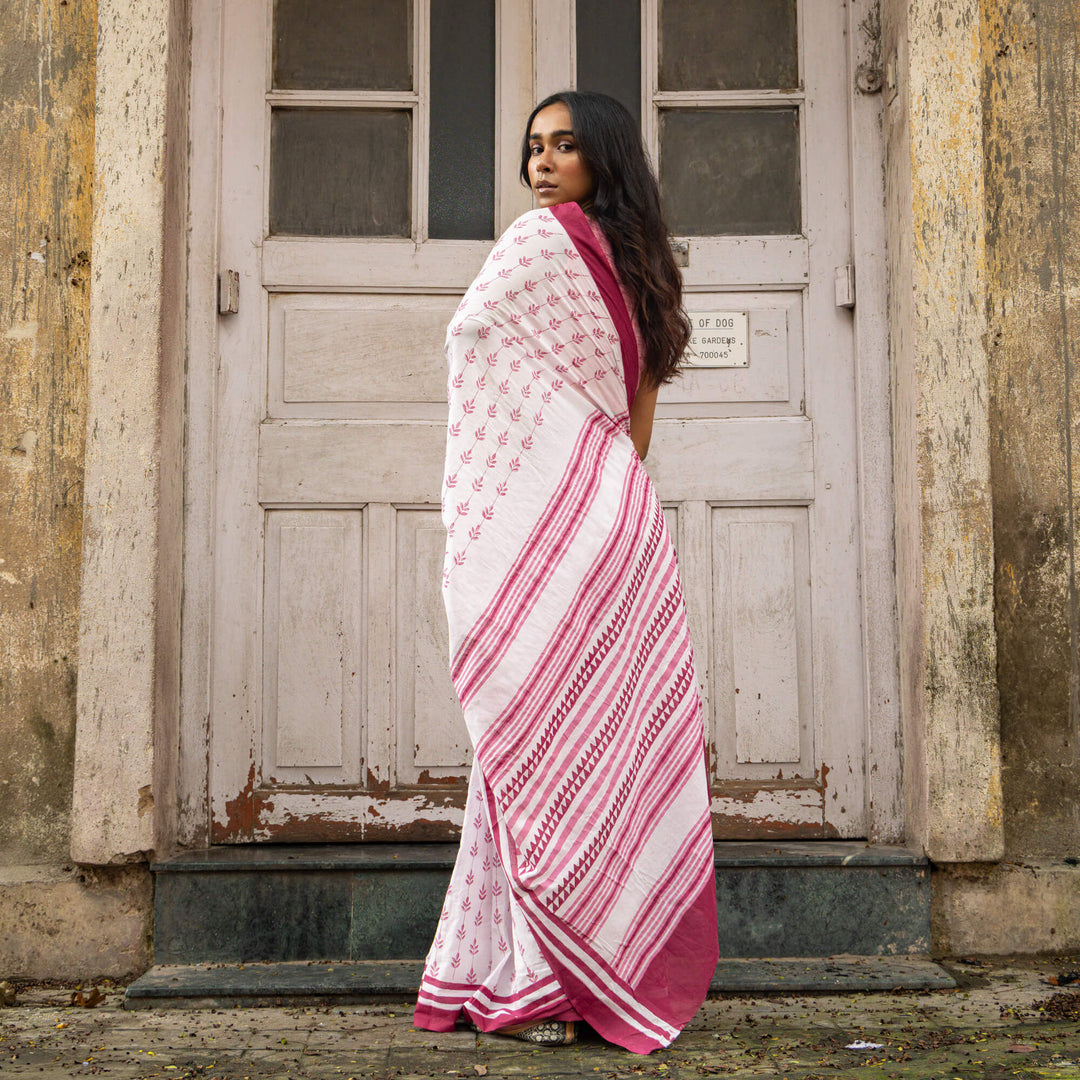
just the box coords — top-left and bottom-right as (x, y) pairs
(934, 861), (1080, 952)
(1, 864), (151, 980)
(983, 0), (1080, 858)
(881, 0), (1004, 862)
(0, 0), (94, 864)
(72, 0), (188, 865)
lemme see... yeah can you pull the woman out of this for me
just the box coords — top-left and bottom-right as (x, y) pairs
(413, 91), (718, 1054)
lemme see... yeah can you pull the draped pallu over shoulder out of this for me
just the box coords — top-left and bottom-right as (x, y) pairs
(415, 204), (718, 1054)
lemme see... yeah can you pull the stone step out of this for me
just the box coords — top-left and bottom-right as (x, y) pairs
(124, 955), (954, 1008)
(150, 842), (931, 964)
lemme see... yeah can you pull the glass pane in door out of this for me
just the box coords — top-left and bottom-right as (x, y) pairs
(428, 0), (495, 239)
(659, 108), (800, 235)
(273, 0), (413, 90)
(576, 0), (642, 126)
(269, 108), (412, 236)
(659, 0), (798, 91)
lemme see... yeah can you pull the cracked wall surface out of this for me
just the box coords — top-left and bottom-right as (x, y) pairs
(984, 0), (1080, 858)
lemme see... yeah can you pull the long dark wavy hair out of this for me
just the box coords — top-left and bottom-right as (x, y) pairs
(520, 91), (690, 389)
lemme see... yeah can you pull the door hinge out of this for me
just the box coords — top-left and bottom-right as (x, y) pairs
(834, 264), (856, 308)
(218, 269), (240, 315)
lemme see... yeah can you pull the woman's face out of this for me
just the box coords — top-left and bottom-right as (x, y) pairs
(526, 102), (595, 209)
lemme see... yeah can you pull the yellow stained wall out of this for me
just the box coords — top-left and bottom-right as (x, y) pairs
(0, 0), (95, 862)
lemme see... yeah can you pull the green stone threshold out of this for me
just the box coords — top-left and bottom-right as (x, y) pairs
(124, 955), (955, 1008)
(150, 842), (933, 964)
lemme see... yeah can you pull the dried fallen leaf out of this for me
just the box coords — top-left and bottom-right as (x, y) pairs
(70, 987), (105, 1008)
(1006, 1044), (1037, 1053)
(1047, 971), (1080, 986)
(474, 1067), (488, 1076)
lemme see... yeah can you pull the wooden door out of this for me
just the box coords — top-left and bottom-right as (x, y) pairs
(210, 0), (531, 841)
(639, 0), (867, 837)
(208, 0), (870, 842)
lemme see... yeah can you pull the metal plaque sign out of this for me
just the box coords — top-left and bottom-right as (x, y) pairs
(684, 311), (749, 368)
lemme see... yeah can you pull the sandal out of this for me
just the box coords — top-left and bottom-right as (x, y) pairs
(497, 1020), (577, 1046)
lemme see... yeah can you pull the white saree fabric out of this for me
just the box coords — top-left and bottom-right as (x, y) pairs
(414, 203), (718, 1054)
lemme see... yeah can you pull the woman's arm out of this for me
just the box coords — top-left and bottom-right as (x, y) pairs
(629, 380), (659, 460)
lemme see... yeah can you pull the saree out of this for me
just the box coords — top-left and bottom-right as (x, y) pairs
(413, 202), (718, 1054)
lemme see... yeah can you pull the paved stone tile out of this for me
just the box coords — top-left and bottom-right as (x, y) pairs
(238, 1045), (311, 1063)
(296, 1047), (392, 1074)
(392, 1024), (478, 1049)
(3, 1046), (75, 1071)
(479, 1042), (627, 1075)
(305, 1029), (395, 1051)
(5, 957), (1080, 1079)
(301, 1062), (395, 1079)
(387, 1047), (485, 1074)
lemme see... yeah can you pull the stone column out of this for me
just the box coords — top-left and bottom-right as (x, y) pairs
(882, 0), (1004, 862)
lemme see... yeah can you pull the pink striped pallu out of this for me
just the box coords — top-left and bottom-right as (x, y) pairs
(413, 202), (718, 1054)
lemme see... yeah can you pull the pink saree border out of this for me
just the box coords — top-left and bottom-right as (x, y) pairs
(550, 201), (640, 409)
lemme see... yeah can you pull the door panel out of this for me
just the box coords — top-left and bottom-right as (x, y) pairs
(663, 293), (803, 414)
(258, 424), (443, 504)
(395, 510), (471, 784)
(714, 508), (812, 771)
(269, 295), (458, 417)
(262, 510), (364, 785)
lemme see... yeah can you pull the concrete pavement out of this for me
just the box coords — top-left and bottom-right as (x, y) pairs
(3, 957), (1079, 1079)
